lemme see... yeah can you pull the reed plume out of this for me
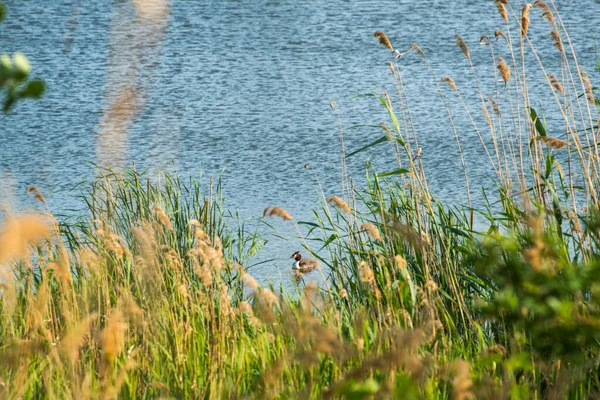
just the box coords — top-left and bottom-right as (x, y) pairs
(25, 186), (46, 203)
(454, 35), (470, 59)
(581, 71), (594, 103)
(374, 31), (393, 51)
(410, 44), (425, 57)
(550, 31), (564, 52)
(441, 77), (457, 91)
(496, 57), (511, 84)
(361, 222), (382, 241)
(494, 30), (507, 41)
(521, 4), (533, 36)
(152, 205), (173, 231)
(548, 74), (564, 93)
(451, 361), (475, 400)
(536, 136), (567, 149)
(263, 206), (293, 220)
(534, 0), (555, 27)
(327, 196), (351, 214)
(494, 0), (509, 23)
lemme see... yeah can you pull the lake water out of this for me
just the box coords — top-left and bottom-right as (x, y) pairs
(1, 0), (599, 285)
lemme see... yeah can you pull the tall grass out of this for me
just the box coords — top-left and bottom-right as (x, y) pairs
(1, 1), (600, 399)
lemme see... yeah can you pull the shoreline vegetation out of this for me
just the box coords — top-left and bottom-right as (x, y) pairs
(2, 0), (600, 398)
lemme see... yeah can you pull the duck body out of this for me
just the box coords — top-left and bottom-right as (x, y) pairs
(291, 251), (319, 273)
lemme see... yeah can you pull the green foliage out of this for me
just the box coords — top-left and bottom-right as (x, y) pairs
(0, 3), (45, 112)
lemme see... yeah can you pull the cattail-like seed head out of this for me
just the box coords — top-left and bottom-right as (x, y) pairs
(26, 186), (46, 203)
(454, 35), (470, 59)
(327, 196), (351, 214)
(521, 4), (533, 36)
(374, 31), (393, 51)
(360, 222), (382, 241)
(441, 77), (457, 91)
(494, 30), (507, 41)
(329, 101), (336, 109)
(494, 0), (508, 23)
(549, 31), (564, 52)
(548, 74), (564, 93)
(496, 57), (511, 83)
(534, 0), (555, 27)
(263, 206), (293, 220)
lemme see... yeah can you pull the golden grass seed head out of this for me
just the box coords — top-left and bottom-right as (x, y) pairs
(263, 206), (293, 221)
(496, 57), (511, 84)
(454, 35), (470, 59)
(360, 222), (382, 241)
(410, 44), (425, 57)
(534, 0), (555, 27)
(374, 31), (393, 51)
(441, 77), (457, 91)
(327, 196), (351, 214)
(550, 31), (564, 52)
(494, 1), (509, 23)
(536, 136), (567, 149)
(548, 74), (564, 93)
(494, 30), (507, 41)
(25, 186), (46, 203)
(521, 4), (533, 36)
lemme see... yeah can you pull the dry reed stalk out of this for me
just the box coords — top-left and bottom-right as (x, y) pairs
(534, 0), (556, 27)
(374, 31), (393, 50)
(454, 35), (470, 59)
(521, 4), (533, 36)
(263, 206), (293, 221)
(360, 222), (382, 241)
(536, 136), (567, 149)
(548, 74), (564, 93)
(25, 186), (46, 203)
(494, 0), (509, 23)
(496, 57), (511, 84)
(327, 196), (351, 214)
(441, 77), (458, 91)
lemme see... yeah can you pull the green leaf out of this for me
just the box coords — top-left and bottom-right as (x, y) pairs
(376, 168), (410, 178)
(346, 136), (388, 158)
(0, 4), (5, 23)
(20, 79), (45, 98)
(529, 107), (546, 137)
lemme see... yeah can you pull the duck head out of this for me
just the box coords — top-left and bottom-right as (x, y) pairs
(290, 251), (301, 261)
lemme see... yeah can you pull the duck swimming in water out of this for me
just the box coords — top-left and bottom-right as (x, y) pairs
(291, 251), (319, 273)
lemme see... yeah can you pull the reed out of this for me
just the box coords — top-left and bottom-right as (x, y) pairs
(1, 1), (600, 399)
